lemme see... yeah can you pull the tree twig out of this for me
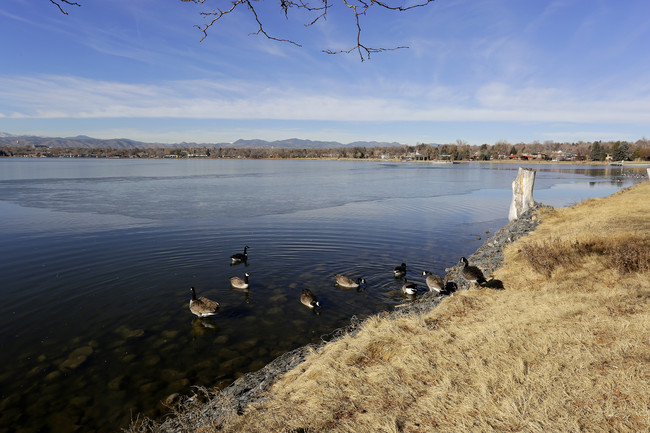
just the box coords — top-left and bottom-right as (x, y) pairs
(49, 0), (81, 15)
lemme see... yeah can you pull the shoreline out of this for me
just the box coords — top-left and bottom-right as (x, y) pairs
(3, 154), (650, 167)
(141, 203), (549, 432)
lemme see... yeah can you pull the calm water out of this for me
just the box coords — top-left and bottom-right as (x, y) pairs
(0, 159), (645, 432)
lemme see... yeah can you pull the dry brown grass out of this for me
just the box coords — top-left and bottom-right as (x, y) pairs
(130, 181), (650, 433)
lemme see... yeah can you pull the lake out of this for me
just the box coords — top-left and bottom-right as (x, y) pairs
(0, 158), (645, 432)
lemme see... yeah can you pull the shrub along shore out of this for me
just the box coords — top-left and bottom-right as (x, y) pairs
(129, 181), (650, 433)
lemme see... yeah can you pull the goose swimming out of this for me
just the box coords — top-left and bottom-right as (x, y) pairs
(230, 272), (250, 290)
(231, 246), (249, 263)
(189, 287), (219, 317)
(393, 263), (407, 278)
(300, 289), (320, 309)
(335, 274), (366, 289)
(401, 278), (417, 295)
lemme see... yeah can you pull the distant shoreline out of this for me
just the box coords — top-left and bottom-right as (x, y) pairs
(2, 154), (650, 167)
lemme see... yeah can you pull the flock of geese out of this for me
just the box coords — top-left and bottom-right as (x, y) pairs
(189, 245), (486, 318)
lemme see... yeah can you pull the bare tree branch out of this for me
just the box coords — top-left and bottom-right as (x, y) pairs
(49, 0), (81, 15)
(51, 0), (436, 60)
(182, 0), (435, 60)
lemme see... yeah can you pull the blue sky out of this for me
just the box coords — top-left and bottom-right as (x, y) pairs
(1, 0), (649, 145)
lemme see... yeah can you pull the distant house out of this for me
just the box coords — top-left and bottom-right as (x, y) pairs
(551, 150), (578, 161)
(403, 150), (429, 161)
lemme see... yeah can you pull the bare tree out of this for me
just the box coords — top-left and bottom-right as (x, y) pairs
(49, 0), (436, 61)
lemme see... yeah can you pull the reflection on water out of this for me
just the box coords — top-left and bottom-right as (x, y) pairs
(0, 159), (645, 432)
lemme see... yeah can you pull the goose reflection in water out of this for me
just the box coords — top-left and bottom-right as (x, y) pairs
(191, 317), (219, 340)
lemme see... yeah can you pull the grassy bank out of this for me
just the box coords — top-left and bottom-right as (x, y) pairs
(132, 181), (649, 433)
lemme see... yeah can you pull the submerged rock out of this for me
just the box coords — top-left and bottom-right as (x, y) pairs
(115, 325), (145, 339)
(60, 346), (93, 371)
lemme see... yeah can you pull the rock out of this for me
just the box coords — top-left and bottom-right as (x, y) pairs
(69, 396), (91, 407)
(45, 371), (62, 381)
(140, 382), (160, 394)
(214, 335), (229, 344)
(164, 393), (181, 407)
(144, 355), (161, 366)
(60, 346), (93, 370)
(236, 338), (259, 351)
(167, 379), (190, 392)
(161, 369), (185, 381)
(26, 366), (45, 377)
(115, 325), (145, 339)
(162, 330), (179, 339)
(108, 375), (125, 391)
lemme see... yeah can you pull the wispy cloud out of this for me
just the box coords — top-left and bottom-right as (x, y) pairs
(1, 74), (649, 126)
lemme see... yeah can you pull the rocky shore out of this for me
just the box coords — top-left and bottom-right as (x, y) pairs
(150, 202), (549, 432)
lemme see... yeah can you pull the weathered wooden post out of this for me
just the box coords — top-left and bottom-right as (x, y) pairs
(647, 168), (650, 178)
(508, 167), (536, 221)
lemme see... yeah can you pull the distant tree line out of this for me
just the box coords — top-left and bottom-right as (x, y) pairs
(2, 138), (649, 161)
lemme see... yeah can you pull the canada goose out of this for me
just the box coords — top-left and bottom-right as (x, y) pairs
(422, 271), (444, 293)
(401, 278), (417, 295)
(230, 272), (250, 290)
(189, 287), (219, 317)
(300, 289), (320, 309)
(393, 263), (407, 278)
(230, 246), (249, 263)
(459, 257), (486, 286)
(335, 274), (366, 289)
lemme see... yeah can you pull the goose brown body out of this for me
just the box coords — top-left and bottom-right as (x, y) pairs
(401, 278), (417, 295)
(230, 273), (250, 290)
(189, 287), (219, 317)
(300, 289), (320, 309)
(423, 271), (444, 293)
(460, 257), (487, 285)
(335, 274), (365, 289)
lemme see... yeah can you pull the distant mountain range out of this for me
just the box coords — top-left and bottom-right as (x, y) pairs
(0, 133), (406, 149)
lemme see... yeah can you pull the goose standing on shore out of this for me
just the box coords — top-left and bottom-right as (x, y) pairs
(230, 246), (249, 263)
(189, 287), (219, 317)
(393, 263), (407, 278)
(300, 289), (321, 309)
(422, 271), (444, 293)
(335, 274), (366, 289)
(230, 272), (250, 290)
(459, 257), (487, 287)
(401, 278), (417, 295)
